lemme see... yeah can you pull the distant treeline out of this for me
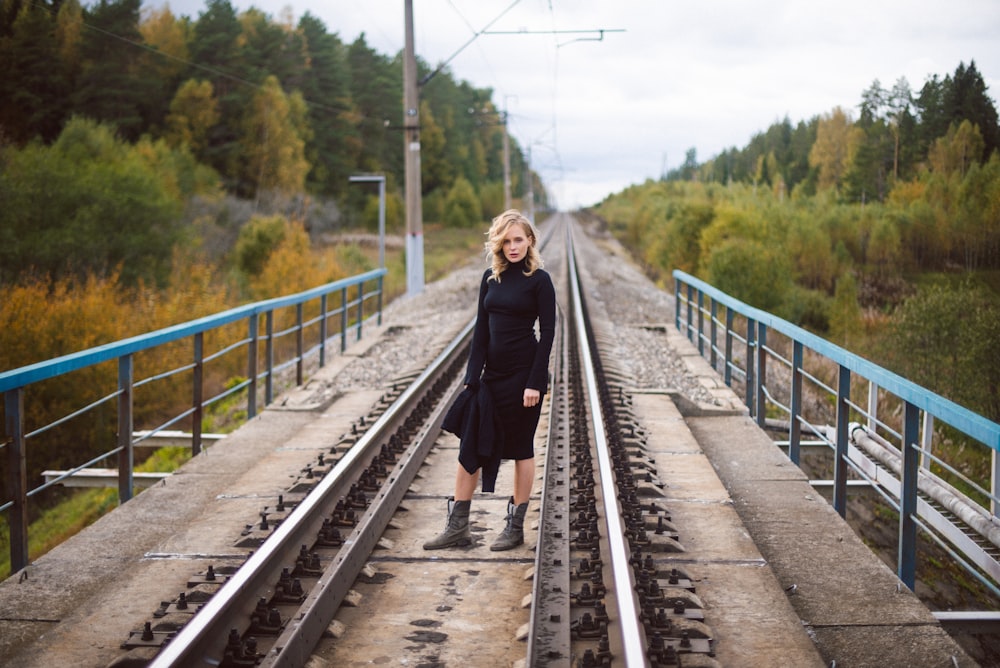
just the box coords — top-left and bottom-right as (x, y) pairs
(667, 61), (999, 205)
(596, 61), (1000, 422)
(0, 0), (545, 284)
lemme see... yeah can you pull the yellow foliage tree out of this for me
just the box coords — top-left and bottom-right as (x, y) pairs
(55, 0), (82, 78)
(240, 75), (311, 199)
(248, 220), (344, 301)
(165, 79), (220, 156)
(928, 120), (984, 177)
(809, 107), (863, 192)
(139, 5), (189, 83)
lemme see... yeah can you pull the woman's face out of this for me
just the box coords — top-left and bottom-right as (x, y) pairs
(501, 223), (531, 263)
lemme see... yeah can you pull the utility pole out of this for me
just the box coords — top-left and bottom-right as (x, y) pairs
(502, 107), (511, 210)
(403, 0), (424, 295)
(525, 146), (534, 223)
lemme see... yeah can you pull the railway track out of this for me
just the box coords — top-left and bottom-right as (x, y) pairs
(98, 218), (718, 668)
(6, 215), (855, 668)
(1, 214), (982, 667)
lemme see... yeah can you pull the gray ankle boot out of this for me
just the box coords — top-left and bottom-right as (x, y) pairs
(423, 497), (471, 550)
(490, 497), (529, 551)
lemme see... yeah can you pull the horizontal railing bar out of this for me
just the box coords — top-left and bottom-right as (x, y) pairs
(26, 388), (122, 440)
(202, 336), (252, 364)
(27, 446), (123, 498)
(0, 269), (386, 392)
(139, 408), (198, 443)
(133, 361), (197, 389)
(674, 270), (1000, 450)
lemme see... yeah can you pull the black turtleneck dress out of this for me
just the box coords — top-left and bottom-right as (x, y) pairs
(464, 260), (556, 461)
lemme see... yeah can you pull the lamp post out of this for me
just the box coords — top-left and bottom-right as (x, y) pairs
(349, 174), (386, 269)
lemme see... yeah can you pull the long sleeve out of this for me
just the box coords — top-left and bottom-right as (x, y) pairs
(526, 271), (556, 394)
(464, 270), (491, 387)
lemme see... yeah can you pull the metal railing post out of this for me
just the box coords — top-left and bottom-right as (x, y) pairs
(296, 303), (304, 386)
(356, 283), (364, 342)
(685, 284), (694, 342)
(192, 333), (204, 456)
(789, 341), (803, 465)
(833, 365), (851, 517)
(319, 294), (328, 368)
(709, 298), (718, 371)
(755, 322), (767, 429)
(696, 290), (705, 356)
(265, 311), (274, 406)
(377, 275), (384, 326)
(745, 318), (756, 413)
(899, 401), (920, 589)
(340, 287), (348, 353)
(5, 388), (29, 573)
(724, 309), (734, 387)
(117, 355), (134, 503)
(248, 316), (259, 419)
(674, 280), (681, 331)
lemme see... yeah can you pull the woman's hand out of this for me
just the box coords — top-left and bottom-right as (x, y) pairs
(523, 388), (540, 408)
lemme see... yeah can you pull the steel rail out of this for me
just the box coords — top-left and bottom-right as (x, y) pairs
(566, 223), (648, 665)
(527, 266), (572, 664)
(148, 319), (475, 668)
(151, 216), (562, 667)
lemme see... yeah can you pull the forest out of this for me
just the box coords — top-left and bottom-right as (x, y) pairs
(0, 0), (544, 290)
(596, 61), (1000, 425)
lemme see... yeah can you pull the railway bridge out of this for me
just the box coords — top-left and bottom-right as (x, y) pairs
(1, 214), (996, 667)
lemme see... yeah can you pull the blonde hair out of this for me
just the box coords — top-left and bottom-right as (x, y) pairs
(485, 209), (543, 282)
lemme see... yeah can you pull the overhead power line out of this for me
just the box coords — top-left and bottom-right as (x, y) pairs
(419, 0), (523, 86)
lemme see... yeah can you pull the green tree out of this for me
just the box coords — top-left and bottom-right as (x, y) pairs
(0, 1), (71, 142)
(72, 0), (148, 140)
(137, 4), (190, 132)
(956, 154), (1000, 270)
(0, 118), (183, 286)
(443, 176), (482, 228)
(881, 282), (1000, 420)
(828, 272), (862, 348)
(238, 7), (305, 90)
(704, 238), (791, 312)
(928, 119), (984, 177)
(347, 35), (401, 174)
(786, 215), (835, 291)
(420, 100), (451, 194)
(865, 214), (902, 280)
(298, 12), (357, 196)
(648, 200), (713, 277)
(234, 214), (288, 277)
(187, 0), (243, 176)
(947, 61), (1000, 161)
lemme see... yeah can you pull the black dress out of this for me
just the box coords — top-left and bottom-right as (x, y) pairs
(464, 260), (556, 463)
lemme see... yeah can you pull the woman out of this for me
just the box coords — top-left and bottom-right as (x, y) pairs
(424, 209), (556, 551)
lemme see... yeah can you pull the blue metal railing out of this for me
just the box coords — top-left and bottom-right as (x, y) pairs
(1, 268), (386, 573)
(673, 269), (1000, 592)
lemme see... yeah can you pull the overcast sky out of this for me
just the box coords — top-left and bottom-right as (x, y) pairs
(159, 0), (1000, 209)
